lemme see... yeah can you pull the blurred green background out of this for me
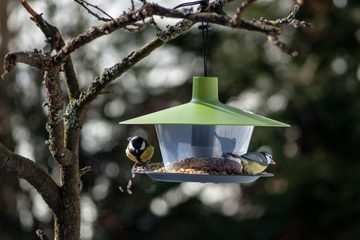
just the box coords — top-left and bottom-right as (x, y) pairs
(1, 0), (360, 239)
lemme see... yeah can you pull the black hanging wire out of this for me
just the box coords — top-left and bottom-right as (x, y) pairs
(199, 22), (210, 77)
(173, 1), (210, 77)
(173, 0), (204, 9)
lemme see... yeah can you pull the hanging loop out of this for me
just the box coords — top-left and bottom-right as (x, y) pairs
(173, 1), (210, 77)
(173, 0), (206, 10)
(199, 22), (210, 77)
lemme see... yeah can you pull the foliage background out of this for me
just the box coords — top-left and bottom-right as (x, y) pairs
(0, 0), (359, 239)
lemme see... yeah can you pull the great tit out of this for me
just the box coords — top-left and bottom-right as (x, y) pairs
(126, 136), (154, 165)
(227, 151), (276, 175)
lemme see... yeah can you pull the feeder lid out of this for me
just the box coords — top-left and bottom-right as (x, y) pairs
(120, 77), (289, 127)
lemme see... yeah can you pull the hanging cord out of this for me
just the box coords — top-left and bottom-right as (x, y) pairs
(173, 1), (210, 77)
(173, 1), (204, 10)
(199, 22), (210, 77)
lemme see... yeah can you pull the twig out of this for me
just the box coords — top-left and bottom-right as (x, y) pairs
(75, 0), (114, 22)
(21, 0), (38, 19)
(267, 34), (298, 57)
(77, 20), (194, 108)
(144, 3), (281, 34)
(207, 0), (235, 15)
(2, 50), (43, 79)
(258, 4), (311, 28)
(52, 6), (148, 64)
(130, 0), (135, 11)
(124, 22), (146, 33)
(149, 16), (162, 31)
(80, 166), (92, 177)
(233, 0), (257, 24)
(36, 229), (50, 240)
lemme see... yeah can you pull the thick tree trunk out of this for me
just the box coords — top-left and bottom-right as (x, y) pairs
(54, 163), (80, 240)
(54, 106), (82, 240)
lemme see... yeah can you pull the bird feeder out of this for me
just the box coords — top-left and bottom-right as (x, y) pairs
(120, 77), (289, 183)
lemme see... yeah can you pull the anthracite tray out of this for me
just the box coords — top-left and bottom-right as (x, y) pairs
(135, 171), (273, 183)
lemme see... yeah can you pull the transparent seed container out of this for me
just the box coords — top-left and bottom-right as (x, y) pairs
(155, 124), (253, 169)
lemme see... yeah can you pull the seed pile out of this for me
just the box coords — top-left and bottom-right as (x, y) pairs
(132, 157), (243, 175)
(132, 162), (164, 173)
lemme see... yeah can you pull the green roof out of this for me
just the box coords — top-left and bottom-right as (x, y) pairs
(119, 77), (290, 127)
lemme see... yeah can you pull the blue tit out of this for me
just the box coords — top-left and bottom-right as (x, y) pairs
(126, 136), (154, 165)
(227, 151), (276, 175)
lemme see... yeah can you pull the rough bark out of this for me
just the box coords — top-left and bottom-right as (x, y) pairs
(0, 143), (60, 212)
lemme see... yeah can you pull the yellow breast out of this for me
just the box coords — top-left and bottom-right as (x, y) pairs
(140, 146), (154, 162)
(126, 148), (139, 163)
(241, 160), (267, 175)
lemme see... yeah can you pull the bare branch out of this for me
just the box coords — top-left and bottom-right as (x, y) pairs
(36, 229), (50, 240)
(212, 0), (236, 7)
(74, 0), (114, 22)
(148, 16), (162, 31)
(77, 20), (194, 108)
(144, 3), (281, 34)
(43, 58), (73, 166)
(1, 50), (42, 79)
(0, 143), (60, 213)
(52, 6), (148, 64)
(80, 166), (92, 177)
(233, 0), (257, 24)
(20, 1), (83, 174)
(21, 0), (80, 100)
(267, 34), (298, 57)
(257, 4), (311, 28)
(53, 0), (281, 66)
(21, 0), (38, 19)
(207, 0), (235, 15)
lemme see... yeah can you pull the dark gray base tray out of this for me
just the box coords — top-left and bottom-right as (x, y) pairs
(137, 172), (273, 183)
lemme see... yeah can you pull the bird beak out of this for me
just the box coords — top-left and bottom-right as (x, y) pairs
(271, 159), (276, 165)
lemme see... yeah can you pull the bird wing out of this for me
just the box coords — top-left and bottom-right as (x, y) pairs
(241, 152), (267, 166)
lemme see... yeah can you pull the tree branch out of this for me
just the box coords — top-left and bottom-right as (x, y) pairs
(1, 50), (42, 79)
(36, 229), (50, 240)
(257, 3), (311, 29)
(74, 0), (114, 22)
(20, 0), (38, 19)
(233, 0), (257, 24)
(268, 34), (298, 57)
(144, 3), (281, 35)
(21, 0), (80, 100)
(52, 6), (148, 64)
(52, 0), (277, 67)
(19, 0), (80, 169)
(77, 19), (194, 108)
(43, 58), (72, 166)
(80, 166), (92, 177)
(0, 143), (60, 213)
(207, 0), (235, 15)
